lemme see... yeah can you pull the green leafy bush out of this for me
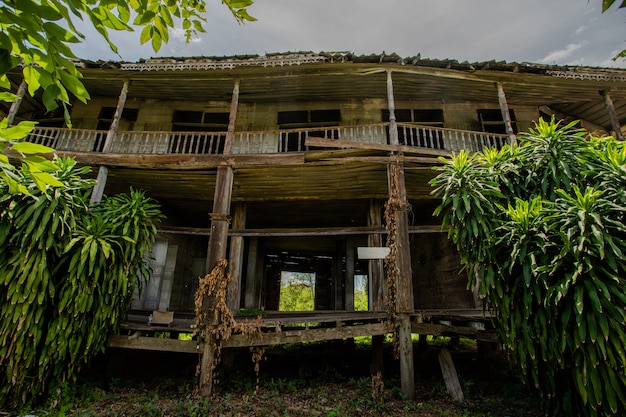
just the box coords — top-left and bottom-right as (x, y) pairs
(431, 118), (626, 417)
(0, 157), (163, 410)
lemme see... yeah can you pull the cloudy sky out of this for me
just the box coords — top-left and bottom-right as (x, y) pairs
(73, 0), (626, 68)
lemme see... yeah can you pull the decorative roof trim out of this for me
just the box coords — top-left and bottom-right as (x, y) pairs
(120, 53), (328, 71)
(547, 70), (626, 82)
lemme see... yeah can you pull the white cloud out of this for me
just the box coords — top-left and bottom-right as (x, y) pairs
(540, 41), (589, 64)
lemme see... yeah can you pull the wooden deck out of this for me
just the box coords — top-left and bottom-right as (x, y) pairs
(109, 309), (498, 354)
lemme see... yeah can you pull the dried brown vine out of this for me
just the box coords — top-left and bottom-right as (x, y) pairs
(194, 259), (263, 390)
(383, 158), (411, 359)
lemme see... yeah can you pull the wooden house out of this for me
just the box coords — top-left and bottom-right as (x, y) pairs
(6, 52), (626, 398)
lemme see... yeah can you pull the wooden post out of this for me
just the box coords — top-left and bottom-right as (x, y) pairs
(496, 82), (517, 145)
(227, 203), (246, 312)
(386, 70), (415, 400)
(333, 241), (344, 310)
(244, 237), (259, 309)
(200, 79), (240, 397)
(601, 90), (624, 141)
(387, 70), (399, 147)
(438, 348), (465, 402)
(90, 79), (130, 205)
(6, 80), (27, 126)
(345, 237), (355, 311)
(368, 199), (385, 312)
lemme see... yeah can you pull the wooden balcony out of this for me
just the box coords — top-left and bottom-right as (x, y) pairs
(25, 123), (508, 156)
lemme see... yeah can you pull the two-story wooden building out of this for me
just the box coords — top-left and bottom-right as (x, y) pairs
(5, 52), (626, 398)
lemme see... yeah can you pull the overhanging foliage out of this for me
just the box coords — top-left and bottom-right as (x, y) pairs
(430, 118), (626, 417)
(0, 157), (163, 410)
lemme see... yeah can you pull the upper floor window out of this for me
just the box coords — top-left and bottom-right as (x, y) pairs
(170, 110), (229, 154)
(382, 109), (445, 149)
(478, 109), (516, 135)
(94, 107), (139, 151)
(277, 109), (341, 152)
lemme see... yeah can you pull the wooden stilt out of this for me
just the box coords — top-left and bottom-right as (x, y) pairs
(371, 335), (385, 375)
(398, 313), (415, 400)
(199, 79), (240, 397)
(438, 348), (464, 402)
(386, 70), (415, 400)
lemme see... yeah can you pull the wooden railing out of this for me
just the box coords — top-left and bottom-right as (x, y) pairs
(25, 124), (508, 156)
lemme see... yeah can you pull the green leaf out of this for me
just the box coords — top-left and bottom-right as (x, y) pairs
(139, 25), (152, 45)
(0, 121), (37, 140)
(11, 142), (55, 155)
(57, 70), (90, 104)
(151, 31), (162, 52)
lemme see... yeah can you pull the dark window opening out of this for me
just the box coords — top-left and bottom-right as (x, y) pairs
(478, 109), (517, 135)
(382, 108), (444, 149)
(170, 110), (229, 154)
(278, 109), (341, 152)
(94, 107), (139, 151)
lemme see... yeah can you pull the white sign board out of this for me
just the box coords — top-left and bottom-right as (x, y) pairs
(357, 247), (390, 260)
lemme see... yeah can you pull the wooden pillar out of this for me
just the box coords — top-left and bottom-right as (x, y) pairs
(386, 70), (415, 400)
(386, 70), (399, 146)
(368, 199), (385, 312)
(200, 79), (240, 397)
(227, 202), (246, 312)
(345, 237), (355, 311)
(90, 79), (130, 205)
(496, 82), (517, 145)
(333, 241), (344, 310)
(6, 80), (27, 126)
(601, 90), (624, 141)
(244, 237), (260, 309)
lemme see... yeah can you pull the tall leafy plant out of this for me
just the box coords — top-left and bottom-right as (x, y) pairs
(0, 157), (163, 410)
(431, 118), (626, 417)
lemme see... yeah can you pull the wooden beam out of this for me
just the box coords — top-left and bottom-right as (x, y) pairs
(305, 136), (448, 157)
(411, 322), (499, 343)
(222, 322), (388, 347)
(109, 335), (198, 354)
(601, 90), (624, 140)
(160, 225), (448, 237)
(64, 151), (305, 169)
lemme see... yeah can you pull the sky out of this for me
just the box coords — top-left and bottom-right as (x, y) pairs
(73, 0), (626, 68)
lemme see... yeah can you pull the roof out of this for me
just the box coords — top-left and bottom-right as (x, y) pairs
(77, 51), (626, 82)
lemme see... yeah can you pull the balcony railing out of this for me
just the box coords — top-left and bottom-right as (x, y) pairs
(25, 123), (508, 156)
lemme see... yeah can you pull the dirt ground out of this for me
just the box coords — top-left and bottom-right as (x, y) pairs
(46, 339), (544, 417)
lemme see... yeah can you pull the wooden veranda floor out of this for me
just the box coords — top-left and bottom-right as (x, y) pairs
(109, 310), (498, 354)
